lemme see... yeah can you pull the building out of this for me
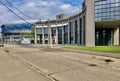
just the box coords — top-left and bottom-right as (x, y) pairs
(35, 0), (120, 46)
(1, 22), (34, 44)
(56, 14), (68, 20)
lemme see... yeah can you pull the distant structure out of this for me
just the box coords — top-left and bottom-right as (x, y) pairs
(1, 22), (34, 44)
(56, 14), (68, 20)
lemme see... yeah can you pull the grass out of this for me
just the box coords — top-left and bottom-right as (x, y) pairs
(65, 46), (120, 53)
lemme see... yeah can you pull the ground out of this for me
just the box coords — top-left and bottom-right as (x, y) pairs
(0, 45), (120, 81)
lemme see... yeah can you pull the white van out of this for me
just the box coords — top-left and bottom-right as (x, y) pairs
(20, 38), (31, 45)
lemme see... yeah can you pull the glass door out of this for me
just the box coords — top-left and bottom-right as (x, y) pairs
(95, 28), (113, 46)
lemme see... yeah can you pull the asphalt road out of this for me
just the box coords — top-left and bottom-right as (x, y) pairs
(1, 45), (120, 81)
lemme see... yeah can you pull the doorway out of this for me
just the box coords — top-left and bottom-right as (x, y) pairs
(95, 28), (114, 46)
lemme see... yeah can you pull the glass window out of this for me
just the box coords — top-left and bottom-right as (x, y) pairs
(95, 0), (120, 21)
(44, 28), (48, 34)
(36, 28), (42, 34)
(58, 27), (62, 44)
(51, 27), (56, 36)
(64, 26), (68, 44)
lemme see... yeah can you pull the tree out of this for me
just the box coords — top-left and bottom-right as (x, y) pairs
(0, 37), (3, 43)
(22, 25), (35, 37)
(30, 25), (35, 37)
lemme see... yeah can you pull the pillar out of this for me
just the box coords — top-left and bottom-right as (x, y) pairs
(85, 0), (95, 46)
(68, 19), (70, 45)
(73, 18), (75, 45)
(34, 26), (37, 44)
(114, 27), (119, 45)
(56, 26), (58, 44)
(62, 21), (64, 45)
(78, 17), (80, 45)
(48, 19), (52, 47)
(42, 26), (45, 44)
(49, 26), (52, 47)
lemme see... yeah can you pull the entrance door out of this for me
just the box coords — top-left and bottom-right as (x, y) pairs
(95, 28), (113, 46)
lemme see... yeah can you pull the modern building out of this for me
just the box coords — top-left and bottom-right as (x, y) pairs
(1, 23), (34, 44)
(35, 0), (120, 46)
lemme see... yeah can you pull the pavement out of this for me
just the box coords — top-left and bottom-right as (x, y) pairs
(1, 44), (120, 81)
(0, 46), (53, 81)
(24, 44), (120, 58)
(59, 48), (120, 59)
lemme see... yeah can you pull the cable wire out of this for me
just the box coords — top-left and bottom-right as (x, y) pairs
(4, 0), (34, 20)
(0, 1), (30, 23)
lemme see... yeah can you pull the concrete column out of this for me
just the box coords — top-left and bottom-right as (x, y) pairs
(73, 18), (75, 45)
(42, 26), (45, 44)
(55, 26), (58, 44)
(68, 19), (70, 45)
(114, 27), (119, 45)
(49, 25), (52, 47)
(62, 21), (64, 45)
(55, 21), (58, 44)
(85, 0), (95, 46)
(82, 16), (85, 46)
(34, 26), (37, 44)
(47, 19), (52, 47)
(78, 17), (80, 45)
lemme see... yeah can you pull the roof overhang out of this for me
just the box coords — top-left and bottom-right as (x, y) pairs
(95, 20), (120, 28)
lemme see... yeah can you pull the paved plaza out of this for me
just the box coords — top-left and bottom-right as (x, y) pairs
(0, 45), (120, 81)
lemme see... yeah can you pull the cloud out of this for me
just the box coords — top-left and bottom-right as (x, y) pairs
(59, 4), (71, 10)
(0, 0), (82, 24)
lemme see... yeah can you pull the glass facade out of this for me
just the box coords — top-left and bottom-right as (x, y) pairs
(79, 18), (82, 44)
(51, 27), (56, 44)
(95, 0), (120, 21)
(36, 28), (42, 34)
(44, 27), (48, 44)
(1, 23), (34, 33)
(58, 27), (62, 44)
(95, 28), (114, 46)
(75, 20), (78, 44)
(69, 22), (74, 44)
(51, 27), (56, 36)
(64, 25), (68, 44)
(44, 28), (48, 35)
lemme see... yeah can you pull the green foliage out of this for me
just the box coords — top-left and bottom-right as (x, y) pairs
(65, 46), (120, 53)
(22, 25), (35, 37)
(30, 25), (35, 37)
(0, 38), (3, 43)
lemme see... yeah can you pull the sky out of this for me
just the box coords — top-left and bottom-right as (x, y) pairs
(0, 0), (83, 24)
